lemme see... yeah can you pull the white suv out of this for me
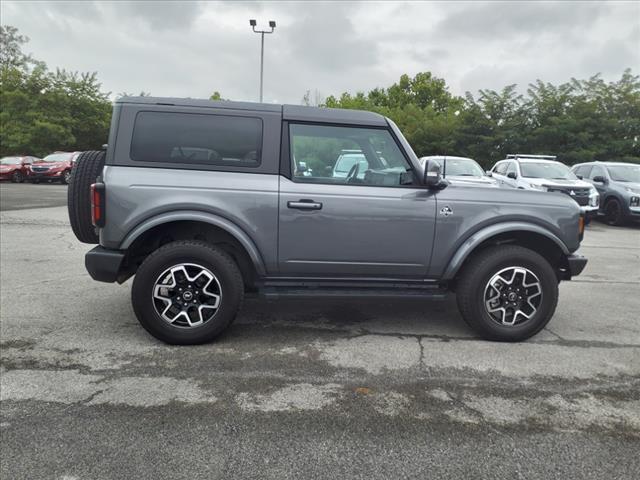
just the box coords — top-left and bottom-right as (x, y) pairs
(490, 155), (599, 220)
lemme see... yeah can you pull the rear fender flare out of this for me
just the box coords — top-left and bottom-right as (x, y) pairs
(120, 210), (266, 276)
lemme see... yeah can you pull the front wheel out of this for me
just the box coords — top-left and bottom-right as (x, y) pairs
(132, 240), (244, 345)
(61, 170), (72, 185)
(456, 245), (559, 342)
(11, 171), (23, 183)
(604, 198), (624, 226)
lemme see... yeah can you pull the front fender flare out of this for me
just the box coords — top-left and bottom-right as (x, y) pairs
(120, 210), (266, 276)
(442, 221), (569, 280)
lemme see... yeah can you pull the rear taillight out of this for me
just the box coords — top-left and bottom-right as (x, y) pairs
(91, 183), (105, 227)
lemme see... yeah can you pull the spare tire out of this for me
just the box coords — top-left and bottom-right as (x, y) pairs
(68, 150), (105, 244)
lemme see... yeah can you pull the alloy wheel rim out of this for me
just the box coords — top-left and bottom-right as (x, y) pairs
(483, 266), (542, 326)
(151, 263), (222, 328)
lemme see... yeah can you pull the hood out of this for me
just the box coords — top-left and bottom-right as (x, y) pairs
(526, 177), (593, 189)
(447, 175), (499, 187)
(616, 181), (640, 192)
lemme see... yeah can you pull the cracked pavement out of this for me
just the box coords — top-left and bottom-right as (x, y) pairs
(1, 183), (639, 479)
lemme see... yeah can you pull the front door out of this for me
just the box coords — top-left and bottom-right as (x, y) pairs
(278, 123), (437, 277)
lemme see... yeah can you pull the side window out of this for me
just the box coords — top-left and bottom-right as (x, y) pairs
(289, 124), (414, 186)
(130, 111), (262, 167)
(506, 162), (518, 176)
(494, 162), (507, 175)
(590, 165), (606, 179)
(574, 165), (592, 178)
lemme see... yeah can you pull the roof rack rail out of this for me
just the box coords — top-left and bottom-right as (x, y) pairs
(507, 154), (557, 160)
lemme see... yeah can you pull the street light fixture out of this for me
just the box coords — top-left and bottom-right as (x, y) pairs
(249, 19), (276, 102)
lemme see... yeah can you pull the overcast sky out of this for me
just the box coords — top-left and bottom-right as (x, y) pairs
(2, 1), (639, 104)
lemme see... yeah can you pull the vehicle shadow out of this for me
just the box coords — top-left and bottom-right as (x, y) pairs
(237, 295), (473, 339)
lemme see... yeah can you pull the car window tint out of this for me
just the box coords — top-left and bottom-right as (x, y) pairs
(289, 123), (414, 187)
(494, 162), (508, 175)
(590, 165), (605, 179)
(130, 111), (262, 167)
(574, 165), (592, 177)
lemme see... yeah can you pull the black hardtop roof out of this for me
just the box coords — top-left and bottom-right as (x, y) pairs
(116, 96), (388, 126)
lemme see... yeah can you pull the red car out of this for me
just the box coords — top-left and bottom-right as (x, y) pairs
(29, 151), (81, 184)
(0, 156), (39, 183)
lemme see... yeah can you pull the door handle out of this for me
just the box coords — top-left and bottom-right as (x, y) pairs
(287, 200), (322, 210)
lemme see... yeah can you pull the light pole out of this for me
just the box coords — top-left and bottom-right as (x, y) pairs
(249, 19), (276, 103)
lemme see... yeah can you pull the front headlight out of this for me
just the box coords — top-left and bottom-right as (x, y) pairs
(625, 187), (640, 195)
(589, 188), (600, 207)
(529, 183), (547, 191)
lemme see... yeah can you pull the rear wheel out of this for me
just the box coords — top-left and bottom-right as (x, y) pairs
(132, 240), (244, 345)
(604, 198), (624, 226)
(456, 245), (558, 342)
(67, 150), (105, 243)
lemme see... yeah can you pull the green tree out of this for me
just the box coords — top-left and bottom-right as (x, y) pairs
(0, 25), (112, 157)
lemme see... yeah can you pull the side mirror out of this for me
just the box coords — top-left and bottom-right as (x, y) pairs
(297, 164), (307, 173)
(423, 159), (447, 189)
(592, 175), (607, 184)
(576, 174), (583, 180)
(486, 171), (493, 177)
(507, 171), (517, 179)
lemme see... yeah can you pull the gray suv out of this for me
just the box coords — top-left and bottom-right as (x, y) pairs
(67, 96), (587, 344)
(571, 162), (640, 225)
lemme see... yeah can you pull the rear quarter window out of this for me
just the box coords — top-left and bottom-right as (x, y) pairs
(130, 111), (262, 167)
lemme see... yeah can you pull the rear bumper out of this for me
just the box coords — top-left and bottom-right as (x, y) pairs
(85, 246), (126, 283)
(566, 254), (588, 278)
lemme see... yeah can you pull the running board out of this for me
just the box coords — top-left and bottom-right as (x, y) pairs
(258, 279), (448, 300)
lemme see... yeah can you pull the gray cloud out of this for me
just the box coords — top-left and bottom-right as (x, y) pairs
(1, 0), (637, 103)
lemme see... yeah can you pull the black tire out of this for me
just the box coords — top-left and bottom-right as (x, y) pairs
(456, 245), (559, 342)
(67, 150), (105, 243)
(131, 240), (244, 345)
(604, 198), (624, 226)
(31, 178), (40, 184)
(60, 169), (72, 185)
(11, 171), (23, 183)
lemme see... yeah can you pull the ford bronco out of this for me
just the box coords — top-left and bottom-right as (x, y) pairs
(68, 96), (587, 344)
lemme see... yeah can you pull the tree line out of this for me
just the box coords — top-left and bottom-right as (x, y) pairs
(1, 25), (638, 167)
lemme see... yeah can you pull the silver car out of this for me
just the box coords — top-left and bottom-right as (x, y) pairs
(418, 155), (499, 187)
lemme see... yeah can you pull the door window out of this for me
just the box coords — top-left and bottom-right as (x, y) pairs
(590, 165), (606, 180)
(494, 162), (508, 175)
(289, 124), (414, 186)
(574, 165), (592, 178)
(506, 162), (518, 177)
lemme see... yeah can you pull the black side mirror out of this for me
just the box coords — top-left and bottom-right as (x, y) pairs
(423, 159), (447, 189)
(507, 171), (517, 179)
(592, 176), (607, 184)
(576, 174), (583, 180)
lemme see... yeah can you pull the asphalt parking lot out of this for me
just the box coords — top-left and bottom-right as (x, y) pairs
(1, 182), (639, 479)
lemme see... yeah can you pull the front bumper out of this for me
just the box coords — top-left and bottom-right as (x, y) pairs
(29, 170), (64, 179)
(85, 246), (126, 283)
(564, 254), (588, 279)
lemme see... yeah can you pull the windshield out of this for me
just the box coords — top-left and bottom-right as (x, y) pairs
(334, 154), (367, 173)
(0, 157), (22, 165)
(438, 158), (485, 177)
(39, 153), (72, 163)
(520, 162), (577, 180)
(606, 165), (640, 183)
